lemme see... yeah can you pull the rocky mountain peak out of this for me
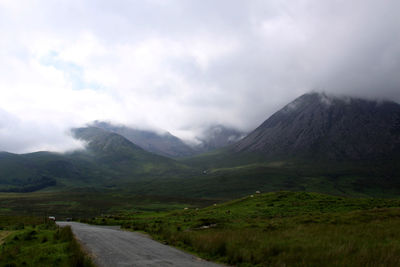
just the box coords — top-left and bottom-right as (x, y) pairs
(233, 92), (400, 160)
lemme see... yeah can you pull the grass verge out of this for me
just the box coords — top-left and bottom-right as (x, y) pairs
(0, 216), (94, 267)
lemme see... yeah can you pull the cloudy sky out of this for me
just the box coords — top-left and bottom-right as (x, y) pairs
(0, 0), (400, 153)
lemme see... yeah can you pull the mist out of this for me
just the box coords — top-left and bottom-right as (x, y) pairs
(0, 0), (399, 153)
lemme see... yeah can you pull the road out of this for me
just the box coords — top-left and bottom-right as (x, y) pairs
(57, 221), (221, 267)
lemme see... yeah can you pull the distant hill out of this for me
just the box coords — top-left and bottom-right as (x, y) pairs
(72, 126), (144, 156)
(2, 93), (400, 198)
(91, 121), (195, 158)
(71, 126), (189, 175)
(91, 121), (246, 158)
(0, 151), (87, 192)
(0, 127), (190, 192)
(194, 125), (246, 152)
(233, 92), (400, 160)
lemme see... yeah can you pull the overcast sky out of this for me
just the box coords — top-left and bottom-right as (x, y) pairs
(1, 0), (400, 153)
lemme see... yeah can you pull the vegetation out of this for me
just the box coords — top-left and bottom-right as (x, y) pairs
(0, 216), (93, 267)
(0, 127), (193, 193)
(84, 191), (400, 266)
(0, 191), (216, 219)
(1, 124), (400, 201)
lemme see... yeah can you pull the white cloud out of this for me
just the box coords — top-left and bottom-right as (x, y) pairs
(0, 0), (399, 153)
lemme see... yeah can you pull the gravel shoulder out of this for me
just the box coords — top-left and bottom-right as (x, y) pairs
(57, 221), (221, 267)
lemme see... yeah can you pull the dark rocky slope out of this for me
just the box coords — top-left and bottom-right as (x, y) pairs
(233, 92), (400, 160)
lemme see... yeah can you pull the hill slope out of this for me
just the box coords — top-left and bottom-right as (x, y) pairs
(72, 126), (189, 177)
(91, 121), (246, 158)
(233, 93), (400, 160)
(91, 121), (195, 158)
(2, 93), (400, 198)
(0, 151), (92, 192)
(178, 93), (400, 198)
(194, 125), (246, 152)
(0, 127), (190, 192)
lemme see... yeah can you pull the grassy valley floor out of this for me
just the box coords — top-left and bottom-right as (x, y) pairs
(84, 191), (400, 266)
(0, 191), (217, 219)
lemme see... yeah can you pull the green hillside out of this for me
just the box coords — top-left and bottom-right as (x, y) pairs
(1, 124), (400, 200)
(71, 127), (191, 178)
(123, 156), (400, 198)
(0, 152), (74, 192)
(0, 127), (192, 192)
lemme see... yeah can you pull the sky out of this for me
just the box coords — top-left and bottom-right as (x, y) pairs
(0, 0), (400, 153)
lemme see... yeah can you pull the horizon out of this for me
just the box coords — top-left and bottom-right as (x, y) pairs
(1, 90), (398, 155)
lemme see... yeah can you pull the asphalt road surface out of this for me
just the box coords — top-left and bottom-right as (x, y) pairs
(57, 221), (221, 267)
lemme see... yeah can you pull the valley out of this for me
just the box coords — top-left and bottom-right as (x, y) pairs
(1, 93), (400, 266)
(2, 2), (400, 265)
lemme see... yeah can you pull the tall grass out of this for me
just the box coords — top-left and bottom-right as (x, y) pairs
(58, 226), (94, 267)
(89, 192), (400, 266)
(169, 221), (400, 266)
(0, 217), (94, 267)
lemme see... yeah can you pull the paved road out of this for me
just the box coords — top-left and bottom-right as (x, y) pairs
(57, 221), (221, 267)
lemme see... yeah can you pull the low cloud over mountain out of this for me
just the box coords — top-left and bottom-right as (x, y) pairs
(1, 1), (400, 153)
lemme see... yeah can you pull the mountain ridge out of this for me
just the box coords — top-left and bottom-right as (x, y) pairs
(0, 127), (191, 192)
(90, 121), (196, 158)
(233, 92), (400, 160)
(91, 121), (246, 158)
(1, 92), (400, 198)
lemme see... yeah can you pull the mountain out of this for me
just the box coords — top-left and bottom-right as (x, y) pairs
(2, 93), (400, 198)
(195, 125), (246, 152)
(178, 93), (400, 198)
(91, 121), (195, 158)
(71, 126), (188, 175)
(0, 127), (190, 192)
(233, 92), (400, 161)
(72, 126), (149, 160)
(91, 121), (246, 158)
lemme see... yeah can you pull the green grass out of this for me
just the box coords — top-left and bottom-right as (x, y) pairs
(0, 191), (217, 219)
(85, 191), (400, 266)
(176, 151), (400, 198)
(2, 142), (400, 200)
(0, 216), (93, 267)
